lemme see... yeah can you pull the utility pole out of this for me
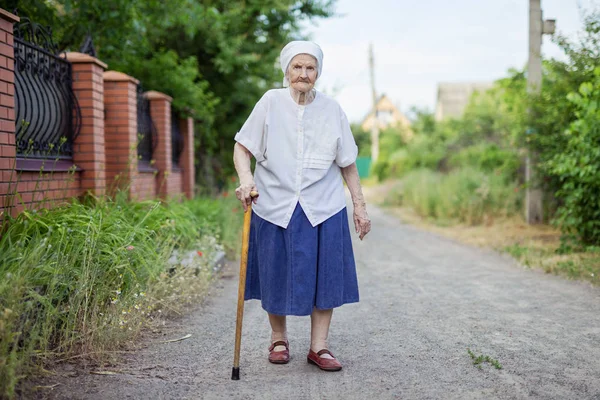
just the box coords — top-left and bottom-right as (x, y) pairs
(369, 43), (379, 163)
(526, 0), (555, 224)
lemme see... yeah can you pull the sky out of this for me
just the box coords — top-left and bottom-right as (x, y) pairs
(303, 0), (598, 123)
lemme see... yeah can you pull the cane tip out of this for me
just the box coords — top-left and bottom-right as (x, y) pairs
(231, 367), (240, 380)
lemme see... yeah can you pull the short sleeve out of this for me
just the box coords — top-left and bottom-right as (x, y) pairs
(335, 110), (359, 168)
(234, 94), (268, 162)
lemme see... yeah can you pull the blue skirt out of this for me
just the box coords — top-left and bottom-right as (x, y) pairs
(244, 203), (359, 316)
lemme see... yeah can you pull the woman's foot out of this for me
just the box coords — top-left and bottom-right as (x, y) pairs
(307, 349), (342, 371)
(268, 340), (290, 364)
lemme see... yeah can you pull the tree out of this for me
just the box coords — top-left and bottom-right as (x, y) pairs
(161, 0), (335, 188)
(8, 0), (336, 189)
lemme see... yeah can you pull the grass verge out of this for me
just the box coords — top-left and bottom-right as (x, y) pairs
(0, 191), (243, 399)
(364, 177), (600, 287)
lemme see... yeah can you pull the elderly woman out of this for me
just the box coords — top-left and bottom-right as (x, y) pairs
(233, 41), (371, 372)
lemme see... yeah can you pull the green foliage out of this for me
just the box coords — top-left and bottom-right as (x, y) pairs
(378, 127), (407, 160)
(437, 87), (523, 179)
(546, 68), (600, 244)
(0, 193), (243, 398)
(503, 243), (531, 261)
(371, 127), (408, 180)
(409, 106), (436, 137)
(374, 91), (521, 183)
(388, 168), (520, 225)
(9, 0), (336, 186)
(448, 143), (521, 177)
(404, 134), (448, 170)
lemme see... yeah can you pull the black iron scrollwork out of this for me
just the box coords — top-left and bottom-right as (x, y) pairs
(13, 17), (81, 160)
(13, 17), (60, 55)
(79, 34), (96, 58)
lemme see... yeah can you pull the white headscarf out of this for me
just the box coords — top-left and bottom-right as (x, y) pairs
(280, 41), (324, 87)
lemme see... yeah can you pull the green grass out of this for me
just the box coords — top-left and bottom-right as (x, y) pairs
(467, 348), (503, 370)
(503, 243), (539, 267)
(0, 190), (242, 398)
(386, 168), (521, 226)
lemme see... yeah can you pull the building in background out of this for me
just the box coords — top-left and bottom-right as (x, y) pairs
(435, 82), (494, 121)
(361, 94), (412, 141)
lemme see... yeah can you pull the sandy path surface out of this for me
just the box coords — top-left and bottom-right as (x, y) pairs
(45, 203), (600, 399)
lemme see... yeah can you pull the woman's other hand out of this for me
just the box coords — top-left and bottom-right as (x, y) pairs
(353, 205), (371, 240)
(340, 162), (371, 240)
(235, 183), (259, 212)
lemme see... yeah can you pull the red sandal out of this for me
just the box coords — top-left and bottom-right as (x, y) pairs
(307, 349), (342, 371)
(268, 340), (290, 364)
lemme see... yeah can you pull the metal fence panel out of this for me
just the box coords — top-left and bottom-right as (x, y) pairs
(136, 85), (158, 166)
(13, 18), (81, 160)
(171, 110), (184, 169)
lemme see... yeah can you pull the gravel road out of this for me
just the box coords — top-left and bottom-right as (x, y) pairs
(45, 203), (600, 399)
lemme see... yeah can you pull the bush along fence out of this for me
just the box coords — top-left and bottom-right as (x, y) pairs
(0, 9), (195, 221)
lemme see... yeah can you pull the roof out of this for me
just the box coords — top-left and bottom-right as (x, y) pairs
(360, 94), (412, 140)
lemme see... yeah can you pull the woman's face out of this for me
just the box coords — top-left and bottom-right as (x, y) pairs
(287, 54), (318, 93)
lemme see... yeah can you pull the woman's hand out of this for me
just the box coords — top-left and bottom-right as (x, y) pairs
(353, 204), (371, 240)
(235, 182), (259, 212)
(233, 143), (258, 212)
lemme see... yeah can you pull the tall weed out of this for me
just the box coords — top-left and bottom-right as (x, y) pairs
(0, 192), (242, 398)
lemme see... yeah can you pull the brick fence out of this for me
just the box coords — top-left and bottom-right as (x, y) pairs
(0, 9), (195, 219)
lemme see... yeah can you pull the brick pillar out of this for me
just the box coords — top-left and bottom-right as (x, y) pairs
(180, 117), (195, 199)
(146, 91), (174, 199)
(103, 70), (139, 198)
(66, 52), (107, 196)
(0, 9), (18, 219)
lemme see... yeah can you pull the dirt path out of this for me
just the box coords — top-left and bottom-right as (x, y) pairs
(45, 203), (600, 399)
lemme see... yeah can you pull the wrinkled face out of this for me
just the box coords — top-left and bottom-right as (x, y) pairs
(287, 54), (318, 93)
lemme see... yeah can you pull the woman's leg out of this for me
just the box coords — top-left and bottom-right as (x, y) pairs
(268, 313), (287, 351)
(310, 308), (334, 359)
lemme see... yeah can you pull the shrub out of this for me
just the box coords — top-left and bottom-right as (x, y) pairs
(448, 143), (521, 179)
(546, 68), (600, 245)
(404, 135), (448, 171)
(371, 127), (411, 181)
(372, 133), (446, 181)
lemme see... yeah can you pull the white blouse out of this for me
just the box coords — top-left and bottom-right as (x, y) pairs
(235, 88), (358, 229)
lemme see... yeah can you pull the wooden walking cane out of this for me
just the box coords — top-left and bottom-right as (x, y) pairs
(231, 191), (258, 380)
